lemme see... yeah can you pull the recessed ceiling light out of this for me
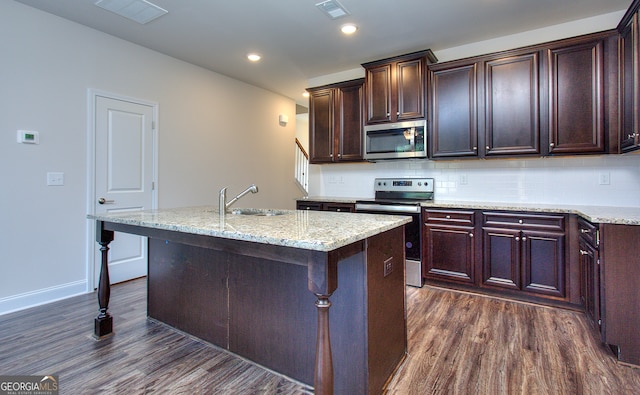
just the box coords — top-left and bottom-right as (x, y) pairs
(341, 23), (358, 34)
(247, 53), (261, 62)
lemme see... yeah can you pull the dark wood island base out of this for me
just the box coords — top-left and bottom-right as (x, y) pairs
(93, 218), (407, 394)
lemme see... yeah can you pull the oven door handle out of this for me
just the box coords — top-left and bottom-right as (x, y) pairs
(355, 203), (420, 214)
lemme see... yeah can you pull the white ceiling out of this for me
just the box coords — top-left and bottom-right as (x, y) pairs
(15, 0), (630, 107)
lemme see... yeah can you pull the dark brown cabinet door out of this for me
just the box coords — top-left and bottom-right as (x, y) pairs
(547, 39), (605, 154)
(337, 83), (364, 161)
(365, 64), (392, 124)
(619, 13), (640, 152)
(579, 238), (600, 331)
(481, 212), (566, 299)
(307, 79), (364, 163)
(429, 63), (478, 158)
(484, 53), (540, 156)
(424, 225), (475, 284)
(397, 58), (425, 121)
(521, 229), (565, 297)
(309, 88), (334, 163)
(482, 227), (521, 290)
(363, 50), (434, 125)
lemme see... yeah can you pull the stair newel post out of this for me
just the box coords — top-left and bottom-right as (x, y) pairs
(94, 221), (114, 338)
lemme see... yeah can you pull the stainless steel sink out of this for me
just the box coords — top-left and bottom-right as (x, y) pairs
(230, 208), (288, 216)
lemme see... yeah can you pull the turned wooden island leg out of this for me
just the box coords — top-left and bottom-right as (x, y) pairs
(94, 221), (114, 338)
(307, 249), (340, 395)
(314, 295), (334, 395)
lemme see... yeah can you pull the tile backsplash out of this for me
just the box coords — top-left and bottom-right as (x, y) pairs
(309, 154), (640, 207)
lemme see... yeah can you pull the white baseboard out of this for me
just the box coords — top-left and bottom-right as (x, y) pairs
(0, 280), (88, 316)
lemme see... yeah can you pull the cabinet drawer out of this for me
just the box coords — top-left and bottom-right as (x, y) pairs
(578, 217), (599, 247)
(324, 203), (355, 212)
(483, 212), (565, 231)
(424, 209), (475, 225)
(297, 201), (323, 211)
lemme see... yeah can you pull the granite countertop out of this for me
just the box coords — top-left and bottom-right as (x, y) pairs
(300, 197), (640, 225)
(88, 206), (411, 252)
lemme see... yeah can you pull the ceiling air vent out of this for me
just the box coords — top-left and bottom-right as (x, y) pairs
(95, 0), (168, 24)
(315, 0), (350, 19)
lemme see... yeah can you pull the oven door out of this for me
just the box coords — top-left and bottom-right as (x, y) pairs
(354, 202), (423, 287)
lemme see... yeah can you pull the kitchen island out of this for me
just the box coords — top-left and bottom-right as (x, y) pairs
(88, 206), (411, 394)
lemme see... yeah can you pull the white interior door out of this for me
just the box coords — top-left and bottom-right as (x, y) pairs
(93, 94), (155, 286)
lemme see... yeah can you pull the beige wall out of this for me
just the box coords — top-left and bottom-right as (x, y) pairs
(0, 1), (301, 312)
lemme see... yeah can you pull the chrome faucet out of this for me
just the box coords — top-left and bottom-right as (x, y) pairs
(219, 184), (259, 216)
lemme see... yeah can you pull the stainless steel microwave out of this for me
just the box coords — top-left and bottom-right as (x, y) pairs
(363, 120), (427, 160)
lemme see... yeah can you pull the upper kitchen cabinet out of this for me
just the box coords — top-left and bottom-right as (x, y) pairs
(618, 0), (640, 153)
(362, 50), (437, 125)
(544, 32), (618, 155)
(428, 61), (479, 158)
(307, 78), (365, 163)
(484, 51), (541, 157)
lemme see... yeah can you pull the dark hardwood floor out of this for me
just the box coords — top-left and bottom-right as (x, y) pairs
(1, 278), (639, 394)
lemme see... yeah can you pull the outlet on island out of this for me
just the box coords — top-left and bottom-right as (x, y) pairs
(384, 257), (394, 277)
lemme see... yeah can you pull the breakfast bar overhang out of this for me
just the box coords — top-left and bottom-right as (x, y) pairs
(89, 207), (411, 394)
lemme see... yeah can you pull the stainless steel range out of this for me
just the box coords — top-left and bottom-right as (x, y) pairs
(355, 177), (434, 287)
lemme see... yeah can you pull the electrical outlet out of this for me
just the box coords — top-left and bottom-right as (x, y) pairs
(599, 172), (610, 185)
(383, 257), (393, 277)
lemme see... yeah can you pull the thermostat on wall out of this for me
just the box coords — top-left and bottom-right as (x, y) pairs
(17, 130), (39, 144)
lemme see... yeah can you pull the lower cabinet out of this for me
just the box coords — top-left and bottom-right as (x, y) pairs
(578, 218), (601, 335)
(482, 212), (566, 298)
(423, 209), (477, 284)
(423, 208), (569, 305)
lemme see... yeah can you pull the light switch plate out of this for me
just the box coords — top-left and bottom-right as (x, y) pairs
(47, 172), (64, 186)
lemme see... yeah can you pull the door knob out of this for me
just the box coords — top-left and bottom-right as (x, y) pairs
(98, 197), (115, 205)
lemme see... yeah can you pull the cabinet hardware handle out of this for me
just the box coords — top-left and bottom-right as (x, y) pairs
(98, 198), (115, 205)
(386, 113), (390, 118)
(515, 236), (520, 241)
(518, 219), (523, 224)
(397, 111), (400, 116)
(522, 236), (527, 241)
(445, 215), (451, 219)
(473, 146), (477, 151)
(580, 249), (589, 255)
(580, 229), (591, 234)
(486, 146), (490, 150)
(469, 233), (474, 238)
(550, 142), (555, 147)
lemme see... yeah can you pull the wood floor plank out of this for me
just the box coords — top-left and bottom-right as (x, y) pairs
(1, 278), (639, 394)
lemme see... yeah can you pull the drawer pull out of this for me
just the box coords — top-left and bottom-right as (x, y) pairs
(518, 219), (523, 224)
(469, 233), (474, 238)
(580, 250), (589, 255)
(446, 215), (451, 219)
(522, 236), (527, 241)
(580, 229), (591, 234)
(515, 236), (520, 241)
